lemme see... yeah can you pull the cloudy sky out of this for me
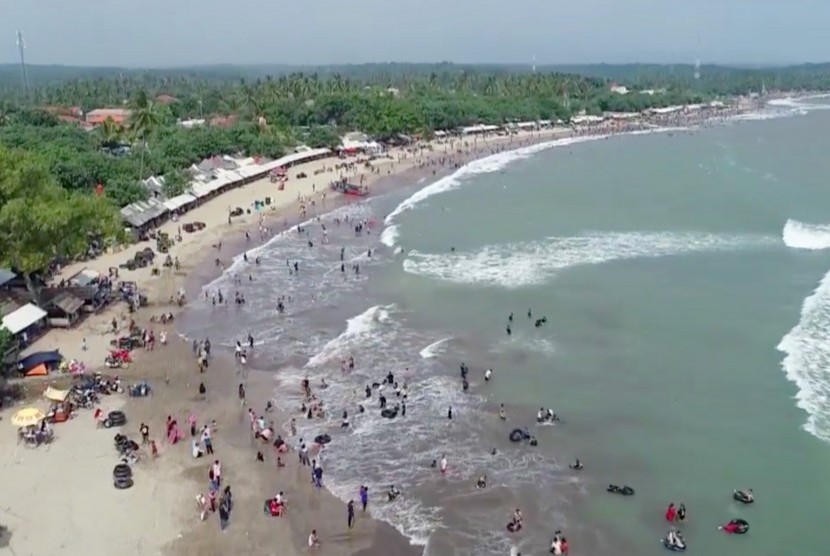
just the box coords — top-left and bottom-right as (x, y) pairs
(1, 0), (828, 67)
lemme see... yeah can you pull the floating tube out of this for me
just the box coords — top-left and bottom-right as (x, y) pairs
(381, 408), (398, 419)
(607, 484), (635, 496)
(506, 521), (522, 533)
(314, 434), (331, 445)
(722, 518), (749, 535)
(509, 428), (529, 442)
(113, 476), (134, 489)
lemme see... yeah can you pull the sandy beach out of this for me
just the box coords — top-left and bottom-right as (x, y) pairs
(0, 103), (760, 556)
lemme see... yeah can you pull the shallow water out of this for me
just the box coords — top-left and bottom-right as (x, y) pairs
(181, 99), (830, 556)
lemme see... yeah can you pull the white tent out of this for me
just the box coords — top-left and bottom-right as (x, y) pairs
(2, 303), (47, 334)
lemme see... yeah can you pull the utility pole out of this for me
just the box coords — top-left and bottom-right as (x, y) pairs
(16, 31), (30, 96)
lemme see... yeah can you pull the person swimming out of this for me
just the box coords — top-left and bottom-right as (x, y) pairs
(498, 404), (506, 420)
(387, 484), (401, 501)
(569, 458), (583, 470)
(341, 411), (349, 428)
(484, 368), (493, 382)
(476, 475), (487, 489)
(447, 407), (453, 419)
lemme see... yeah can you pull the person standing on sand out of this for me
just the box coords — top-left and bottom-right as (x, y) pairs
(347, 500), (355, 529)
(218, 501), (229, 531)
(238, 383), (246, 406)
(139, 423), (149, 445)
(202, 425), (214, 455)
(359, 485), (369, 512)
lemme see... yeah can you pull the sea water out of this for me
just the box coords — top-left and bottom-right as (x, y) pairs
(181, 98), (830, 556)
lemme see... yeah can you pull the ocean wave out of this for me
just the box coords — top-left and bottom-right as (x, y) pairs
(403, 231), (777, 288)
(274, 304), (563, 550)
(383, 129), (683, 231)
(783, 219), (830, 250)
(777, 267), (830, 442)
(420, 337), (453, 359)
(204, 200), (376, 285)
(380, 224), (400, 247)
(306, 304), (395, 367)
(767, 95), (830, 111)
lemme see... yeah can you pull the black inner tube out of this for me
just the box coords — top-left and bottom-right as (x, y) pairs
(314, 434), (331, 445)
(509, 428), (526, 442)
(381, 408), (397, 418)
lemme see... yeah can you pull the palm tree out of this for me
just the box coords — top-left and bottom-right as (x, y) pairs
(98, 117), (123, 147)
(128, 90), (161, 180)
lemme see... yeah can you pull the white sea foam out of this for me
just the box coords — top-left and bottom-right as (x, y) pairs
(274, 303), (562, 549)
(782, 219), (830, 250)
(403, 231), (777, 288)
(777, 268), (830, 442)
(380, 224), (400, 247)
(306, 304), (395, 367)
(419, 337), (453, 359)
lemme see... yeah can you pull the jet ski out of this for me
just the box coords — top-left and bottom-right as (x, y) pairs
(733, 489), (754, 504)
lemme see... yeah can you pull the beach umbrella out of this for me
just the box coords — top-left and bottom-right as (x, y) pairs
(10, 407), (46, 427)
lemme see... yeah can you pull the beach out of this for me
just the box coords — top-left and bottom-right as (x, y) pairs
(0, 98), (782, 556)
(1, 126), (582, 556)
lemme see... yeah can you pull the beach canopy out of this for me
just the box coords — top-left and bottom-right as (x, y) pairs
(25, 364), (48, 377)
(43, 387), (69, 402)
(1, 303), (47, 335)
(17, 351), (62, 373)
(11, 407), (46, 427)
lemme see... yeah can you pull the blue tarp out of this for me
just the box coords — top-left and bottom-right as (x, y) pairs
(17, 350), (63, 372)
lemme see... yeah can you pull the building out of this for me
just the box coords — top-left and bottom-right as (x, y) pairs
(86, 108), (131, 126)
(609, 84), (629, 95)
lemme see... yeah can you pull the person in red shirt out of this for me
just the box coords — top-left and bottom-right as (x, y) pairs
(665, 503), (677, 522)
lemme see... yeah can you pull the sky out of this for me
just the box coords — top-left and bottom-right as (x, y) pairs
(1, 0), (828, 67)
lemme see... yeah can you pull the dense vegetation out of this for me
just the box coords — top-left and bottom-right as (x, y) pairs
(0, 146), (121, 299)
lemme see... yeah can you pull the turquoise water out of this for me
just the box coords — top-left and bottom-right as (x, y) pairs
(383, 104), (830, 555)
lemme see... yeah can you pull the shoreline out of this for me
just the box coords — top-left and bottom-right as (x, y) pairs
(0, 99), (782, 556)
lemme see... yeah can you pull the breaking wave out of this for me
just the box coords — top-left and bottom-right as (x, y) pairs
(381, 128), (682, 246)
(403, 231), (778, 288)
(782, 219), (830, 250)
(777, 269), (830, 442)
(420, 337), (453, 359)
